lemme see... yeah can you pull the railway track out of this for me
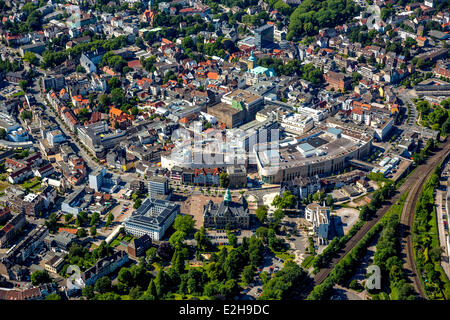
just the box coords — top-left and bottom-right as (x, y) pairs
(400, 140), (450, 299)
(290, 140), (450, 300)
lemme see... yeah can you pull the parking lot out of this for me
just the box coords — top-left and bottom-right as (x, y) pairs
(205, 229), (254, 245)
(0, 83), (22, 98)
(241, 252), (284, 299)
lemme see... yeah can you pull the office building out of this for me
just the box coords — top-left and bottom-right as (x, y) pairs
(148, 176), (169, 198)
(124, 198), (180, 240)
(254, 24), (274, 50)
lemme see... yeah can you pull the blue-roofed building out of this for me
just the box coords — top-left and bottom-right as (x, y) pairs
(327, 127), (342, 138)
(297, 143), (315, 153)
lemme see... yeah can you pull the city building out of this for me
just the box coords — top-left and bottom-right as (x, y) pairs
(43, 253), (66, 274)
(324, 71), (352, 91)
(44, 231), (78, 252)
(81, 251), (129, 286)
(89, 167), (106, 192)
(254, 24), (274, 50)
(61, 188), (89, 216)
(126, 234), (152, 258)
(148, 176), (169, 199)
(255, 125), (372, 184)
(22, 193), (45, 217)
(436, 60), (450, 78)
(281, 113), (314, 135)
(0, 211), (26, 248)
(305, 203), (330, 245)
(226, 165), (247, 188)
(203, 189), (250, 229)
(124, 198), (180, 240)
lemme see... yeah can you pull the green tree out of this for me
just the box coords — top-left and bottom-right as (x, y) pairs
(173, 215), (195, 234)
(169, 230), (187, 246)
(94, 276), (112, 294)
(19, 80), (29, 91)
(77, 228), (87, 238)
(64, 213), (73, 223)
(272, 209), (285, 223)
(82, 285), (95, 299)
(105, 213), (114, 227)
(255, 205), (268, 224)
(146, 247), (158, 263)
(45, 293), (61, 300)
(241, 265), (255, 285)
(108, 77), (121, 89)
(219, 172), (229, 188)
(90, 212), (100, 226)
(23, 51), (38, 65)
(31, 270), (51, 285)
(227, 231), (238, 247)
(90, 225), (97, 237)
(76, 65), (86, 73)
(325, 194), (334, 207)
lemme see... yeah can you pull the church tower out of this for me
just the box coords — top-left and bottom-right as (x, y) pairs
(247, 51), (257, 70)
(224, 188), (232, 205)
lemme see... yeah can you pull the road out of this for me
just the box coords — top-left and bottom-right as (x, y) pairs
(400, 141), (450, 299)
(30, 74), (98, 172)
(395, 88), (420, 130)
(291, 139), (450, 299)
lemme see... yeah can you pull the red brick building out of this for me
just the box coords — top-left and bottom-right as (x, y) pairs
(324, 71), (352, 91)
(436, 60), (450, 78)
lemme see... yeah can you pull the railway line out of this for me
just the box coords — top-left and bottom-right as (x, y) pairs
(290, 139), (450, 300)
(399, 140), (450, 299)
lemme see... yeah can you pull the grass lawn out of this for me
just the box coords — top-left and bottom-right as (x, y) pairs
(301, 255), (315, 269)
(110, 239), (121, 247)
(123, 235), (133, 243)
(20, 177), (41, 191)
(11, 91), (25, 97)
(273, 251), (295, 261)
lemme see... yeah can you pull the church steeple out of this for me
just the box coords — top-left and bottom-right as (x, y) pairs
(247, 51), (256, 70)
(224, 188), (232, 204)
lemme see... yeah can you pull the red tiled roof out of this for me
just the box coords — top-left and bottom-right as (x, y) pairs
(128, 60), (142, 68)
(57, 227), (77, 235)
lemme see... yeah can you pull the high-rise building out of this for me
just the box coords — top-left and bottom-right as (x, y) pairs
(89, 167), (106, 192)
(148, 176), (169, 198)
(254, 24), (274, 50)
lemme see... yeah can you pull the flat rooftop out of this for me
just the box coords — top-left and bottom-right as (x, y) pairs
(208, 103), (243, 116)
(257, 125), (372, 170)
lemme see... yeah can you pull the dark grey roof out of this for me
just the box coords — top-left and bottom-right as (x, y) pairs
(203, 196), (249, 218)
(125, 198), (179, 230)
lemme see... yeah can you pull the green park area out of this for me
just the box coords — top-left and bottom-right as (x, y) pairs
(20, 177), (42, 192)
